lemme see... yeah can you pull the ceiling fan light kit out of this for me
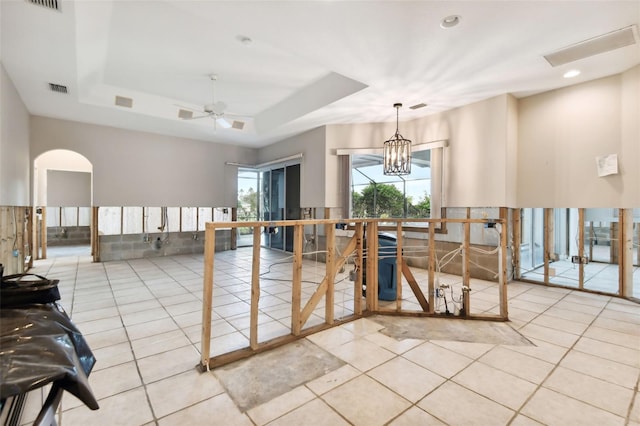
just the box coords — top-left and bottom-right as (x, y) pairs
(383, 103), (412, 176)
(177, 73), (245, 131)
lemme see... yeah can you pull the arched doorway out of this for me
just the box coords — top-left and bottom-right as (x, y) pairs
(33, 150), (93, 260)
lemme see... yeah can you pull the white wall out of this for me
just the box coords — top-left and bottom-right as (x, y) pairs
(326, 94), (515, 209)
(0, 62), (30, 205)
(257, 126), (326, 208)
(30, 116), (257, 207)
(517, 68), (639, 207)
(47, 170), (91, 206)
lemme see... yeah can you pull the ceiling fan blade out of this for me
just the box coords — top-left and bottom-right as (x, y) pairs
(216, 117), (232, 129)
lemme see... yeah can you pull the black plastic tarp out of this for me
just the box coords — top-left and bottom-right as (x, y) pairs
(0, 303), (99, 410)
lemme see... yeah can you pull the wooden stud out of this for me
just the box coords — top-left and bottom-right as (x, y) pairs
(300, 278), (328, 326)
(26, 207), (34, 269)
(250, 225), (261, 348)
(618, 208), (627, 297)
(401, 259), (429, 311)
(200, 223), (216, 370)
(499, 207), (509, 319)
(354, 222), (364, 315)
(463, 211), (471, 315)
(578, 208), (585, 290)
(291, 224), (303, 335)
(395, 221), (403, 311)
(513, 208), (521, 280)
(369, 223), (379, 311)
(325, 222), (335, 324)
(41, 207), (47, 260)
(231, 207), (238, 250)
(428, 222), (436, 314)
(543, 208), (553, 284)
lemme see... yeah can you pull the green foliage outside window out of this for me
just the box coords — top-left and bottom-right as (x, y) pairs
(352, 183), (430, 219)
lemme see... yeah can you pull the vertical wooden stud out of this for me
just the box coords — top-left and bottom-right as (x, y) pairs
(354, 222), (364, 315)
(513, 208), (521, 280)
(200, 223), (216, 370)
(499, 207), (509, 319)
(395, 221), (403, 311)
(231, 207), (238, 250)
(463, 218), (471, 315)
(325, 222), (335, 324)
(578, 208), (585, 289)
(428, 221), (436, 314)
(370, 223), (379, 311)
(250, 225), (261, 348)
(41, 207), (47, 260)
(291, 224), (303, 335)
(544, 208), (553, 284)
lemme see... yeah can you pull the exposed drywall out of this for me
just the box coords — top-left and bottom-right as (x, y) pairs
(30, 116), (257, 207)
(0, 63), (30, 206)
(256, 126), (326, 208)
(518, 70), (639, 207)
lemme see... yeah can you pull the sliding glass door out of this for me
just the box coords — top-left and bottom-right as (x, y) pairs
(260, 164), (300, 251)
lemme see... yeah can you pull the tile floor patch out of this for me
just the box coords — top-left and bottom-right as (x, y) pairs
(372, 316), (533, 346)
(214, 339), (345, 412)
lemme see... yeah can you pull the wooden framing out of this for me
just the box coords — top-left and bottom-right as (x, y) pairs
(199, 217), (509, 371)
(578, 208), (585, 290)
(499, 207), (509, 318)
(41, 207), (47, 260)
(512, 208), (521, 280)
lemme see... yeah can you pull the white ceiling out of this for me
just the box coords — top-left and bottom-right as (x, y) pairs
(1, 1), (639, 148)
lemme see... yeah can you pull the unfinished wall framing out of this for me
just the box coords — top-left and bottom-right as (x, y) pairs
(514, 207), (639, 300)
(199, 216), (509, 371)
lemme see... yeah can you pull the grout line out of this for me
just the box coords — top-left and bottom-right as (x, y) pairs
(505, 291), (616, 425)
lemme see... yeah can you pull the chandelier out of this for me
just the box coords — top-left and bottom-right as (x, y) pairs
(383, 103), (411, 176)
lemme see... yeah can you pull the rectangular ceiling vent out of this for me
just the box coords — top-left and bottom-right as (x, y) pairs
(115, 96), (133, 108)
(178, 109), (193, 119)
(27, 0), (60, 11)
(544, 25), (638, 67)
(48, 83), (67, 94)
(409, 103), (428, 110)
(232, 120), (245, 130)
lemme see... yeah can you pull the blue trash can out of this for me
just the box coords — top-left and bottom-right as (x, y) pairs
(377, 233), (397, 301)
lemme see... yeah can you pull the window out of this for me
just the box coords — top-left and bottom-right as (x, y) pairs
(350, 150), (432, 219)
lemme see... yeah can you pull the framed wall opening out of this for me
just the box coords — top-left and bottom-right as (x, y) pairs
(33, 150), (93, 260)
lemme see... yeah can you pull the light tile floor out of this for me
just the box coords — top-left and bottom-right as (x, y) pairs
(18, 247), (640, 425)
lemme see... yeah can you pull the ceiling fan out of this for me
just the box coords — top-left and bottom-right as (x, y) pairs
(177, 74), (246, 130)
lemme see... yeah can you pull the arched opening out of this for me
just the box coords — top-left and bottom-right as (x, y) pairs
(33, 150), (93, 260)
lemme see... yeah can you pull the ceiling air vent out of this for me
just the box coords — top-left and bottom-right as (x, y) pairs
(232, 121), (245, 130)
(48, 83), (67, 94)
(409, 103), (427, 110)
(178, 109), (193, 119)
(115, 96), (133, 108)
(544, 26), (638, 67)
(27, 0), (60, 11)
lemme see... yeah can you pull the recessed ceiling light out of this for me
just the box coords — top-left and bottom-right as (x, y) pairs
(440, 15), (460, 29)
(563, 69), (581, 78)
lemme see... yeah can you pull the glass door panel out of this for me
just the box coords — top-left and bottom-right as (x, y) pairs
(583, 208), (619, 294)
(549, 208), (579, 287)
(520, 208), (545, 280)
